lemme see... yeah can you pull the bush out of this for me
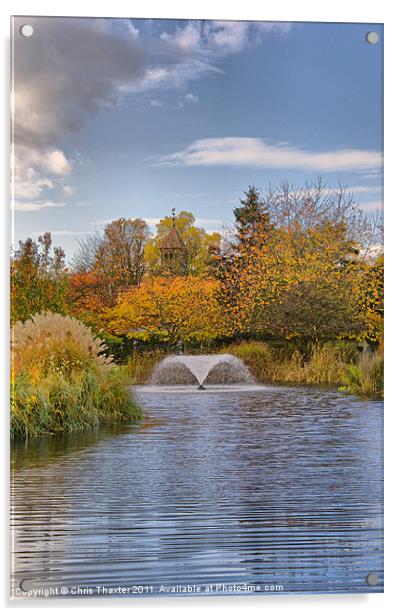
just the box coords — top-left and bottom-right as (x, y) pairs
(222, 341), (274, 382)
(341, 351), (384, 398)
(11, 312), (141, 439)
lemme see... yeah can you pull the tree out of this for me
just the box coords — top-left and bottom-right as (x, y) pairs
(233, 186), (274, 250)
(259, 179), (382, 262)
(10, 233), (67, 323)
(356, 254), (384, 344)
(217, 181), (380, 348)
(66, 270), (105, 328)
(95, 218), (150, 299)
(67, 218), (150, 318)
(144, 210), (221, 276)
(105, 276), (226, 346)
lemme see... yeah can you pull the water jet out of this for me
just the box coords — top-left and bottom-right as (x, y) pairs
(151, 354), (255, 388)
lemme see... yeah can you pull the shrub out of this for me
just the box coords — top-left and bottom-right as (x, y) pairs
(222, 341), (274, 382)
(341, 351), (384, 398)
(11, 312), (141, 439)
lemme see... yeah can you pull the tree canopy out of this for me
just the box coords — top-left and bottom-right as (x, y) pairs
(144, 210), (221, 276)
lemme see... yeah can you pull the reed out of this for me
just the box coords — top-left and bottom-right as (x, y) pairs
(11, 312), (142, 439)
(341, 351), (384, 398)
(224, 340), (383, 397)
(126, 349), (166, 384)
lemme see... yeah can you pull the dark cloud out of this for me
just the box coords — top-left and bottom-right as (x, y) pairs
(13, 17), (148, 147)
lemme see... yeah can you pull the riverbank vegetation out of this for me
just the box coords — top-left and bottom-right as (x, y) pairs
(224, 340), (383, 398)
(121, 341), (383, 398)
(11, 313), (142, 440)
(10, 180), (384, 436)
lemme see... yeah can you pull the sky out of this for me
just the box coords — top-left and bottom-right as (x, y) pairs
(12, 17), (383, 261)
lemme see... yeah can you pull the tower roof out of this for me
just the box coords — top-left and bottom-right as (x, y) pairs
(160, 224), (184, 250)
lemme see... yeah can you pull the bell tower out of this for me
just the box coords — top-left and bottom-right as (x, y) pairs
(160, 209), (185, 272)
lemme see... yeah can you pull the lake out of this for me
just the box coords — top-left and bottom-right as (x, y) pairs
(10, 384), (383, 598)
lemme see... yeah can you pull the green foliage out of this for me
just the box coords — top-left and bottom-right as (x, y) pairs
(340, 351), (384, 398)
(11, 368), (141, 440)
(97, 331), (136, 363)
(144, 210), (220, 276)
(10, 233), (67, 323)
(233, 186), (274, 249)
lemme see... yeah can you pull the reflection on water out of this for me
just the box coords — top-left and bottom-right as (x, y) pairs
(10, 385), (383, 597)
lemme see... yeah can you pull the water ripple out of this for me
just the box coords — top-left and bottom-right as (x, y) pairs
(11, 385), (383, 597)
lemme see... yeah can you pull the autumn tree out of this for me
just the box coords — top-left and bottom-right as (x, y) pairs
(67, 218), (150, 319)
(217, 180), (382, 349)
(144, 210), (220, 276)
(105, 276), (226, 346)
(356, 254), (384, 344)
(10, 233), (67, 323)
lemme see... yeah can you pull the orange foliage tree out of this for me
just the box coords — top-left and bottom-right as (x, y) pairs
(67, 218), (150, 325)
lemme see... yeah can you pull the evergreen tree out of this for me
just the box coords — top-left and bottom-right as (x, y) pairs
(233, 186), (273, 249)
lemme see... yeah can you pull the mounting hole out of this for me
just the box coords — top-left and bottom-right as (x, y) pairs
(366, 31), (379, 45)
(366, 573), (379, 586)
(20, 24), (34, 38)
(19, 579), (33, 592)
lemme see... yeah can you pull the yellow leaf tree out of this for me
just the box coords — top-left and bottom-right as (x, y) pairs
(105, 276), (226, 346)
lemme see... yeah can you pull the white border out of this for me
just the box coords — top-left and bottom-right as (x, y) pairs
(1, 1), (398, 614)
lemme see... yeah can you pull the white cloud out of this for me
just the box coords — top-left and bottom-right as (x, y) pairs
(63, 185), (75, 197)
(12, 145), (73, 206)
(150, 98), (164, 107)
(12, 17), (294, 211)
(345, 185), (382, 194)
(206, 21), (250, 52)
(160, 21), (202, 51)
(13, 170), (54, 199)
(184, 93), (199, 105)
(160, 20), (294, 56)
(45, 150), (72, 175)
(359, 200), (384, 211)
(125, 21), (140, 39)
(157, 136), (382, 173)
(13, 200), (67, 212)
(12, 16), (148, 211)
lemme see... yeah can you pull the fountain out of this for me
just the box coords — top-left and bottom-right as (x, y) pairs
(151, 354), (255, 389)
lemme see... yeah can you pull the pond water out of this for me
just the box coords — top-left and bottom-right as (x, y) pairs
(10, 385), (383, 598)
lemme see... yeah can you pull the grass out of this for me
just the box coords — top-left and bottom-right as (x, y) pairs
(223, 340), (383, 398)
(11, 312), (142, 440)
(121, 340), (383, 399)
(126, 349), (166, 384)
(340, 351), (384, 398)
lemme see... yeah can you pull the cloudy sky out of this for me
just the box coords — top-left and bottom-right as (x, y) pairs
(12, 16), (383, 260)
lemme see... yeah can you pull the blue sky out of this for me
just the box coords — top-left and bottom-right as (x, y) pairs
(12, 17), (383, 260)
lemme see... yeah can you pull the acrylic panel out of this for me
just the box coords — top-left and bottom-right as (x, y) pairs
(10, 16), (384, 599)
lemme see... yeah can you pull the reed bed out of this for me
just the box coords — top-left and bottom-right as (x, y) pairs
(223, 340), (383, 398)
(11, 312), (142, 440)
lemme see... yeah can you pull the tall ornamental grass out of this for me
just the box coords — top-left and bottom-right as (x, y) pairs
(224, 340), (383, 397)
(11, 312), (142, 439)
